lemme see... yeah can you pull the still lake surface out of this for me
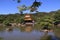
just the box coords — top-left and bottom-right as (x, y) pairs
(0, 26), (55, 40)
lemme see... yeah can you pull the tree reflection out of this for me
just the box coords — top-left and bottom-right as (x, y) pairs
(19, 26), (33, 32)
(5, 26), (13, 32)
(0, 26), (5, 31)
(0, 37), (3, 40)
(25, 26), (33, 32)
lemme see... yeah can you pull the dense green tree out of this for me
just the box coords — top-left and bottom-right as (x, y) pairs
(0, 9), (60, 27)
(14, 0), (42, 13)
(54, 10), (60, 21)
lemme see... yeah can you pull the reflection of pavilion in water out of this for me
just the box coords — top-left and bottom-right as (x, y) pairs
(20, 26), (33, 32)
(5, 26), (33, 32)
(25, 26), (33, 32)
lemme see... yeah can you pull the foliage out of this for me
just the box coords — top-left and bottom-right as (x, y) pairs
(31, 0), (41, 7)
(0, 10), (60, 26)
(0, 15), (5, 23)
(3, 20), (10, 26)
(54, 10), (60, 21)
(17, 5), (31, 14)
(16, 0), (42, 13)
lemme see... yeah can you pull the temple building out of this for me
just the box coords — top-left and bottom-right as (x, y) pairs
(24, 14), (34, 26)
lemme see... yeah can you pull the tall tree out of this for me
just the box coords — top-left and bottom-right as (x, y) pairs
(13, 0), (42, 13)
(54, 10), (60, 21)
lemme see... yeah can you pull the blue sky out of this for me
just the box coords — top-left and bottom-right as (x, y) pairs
(0, 0), (60, 14)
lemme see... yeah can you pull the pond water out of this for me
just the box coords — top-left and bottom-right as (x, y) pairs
(0, 26), (55, 40)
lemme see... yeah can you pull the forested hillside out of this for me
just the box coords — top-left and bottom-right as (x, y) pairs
(0, 10), (60, 27)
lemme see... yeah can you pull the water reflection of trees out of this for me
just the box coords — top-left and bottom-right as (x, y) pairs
(54, 27), (60, 39)
(19, 26), (33, 32)
(5, 26), (13, 32)
(0, 37), (3, 40)
(0, 26), (5, 31)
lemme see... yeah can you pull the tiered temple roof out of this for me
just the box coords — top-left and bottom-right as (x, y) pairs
(24, 14), (32, 20)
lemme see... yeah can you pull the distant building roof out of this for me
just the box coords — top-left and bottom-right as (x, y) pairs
(24, 14), (32, 20)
